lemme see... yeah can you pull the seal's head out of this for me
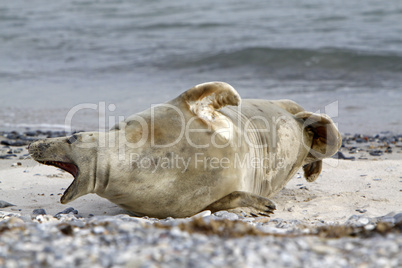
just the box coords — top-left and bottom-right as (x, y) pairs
(28, 132), (99, 204)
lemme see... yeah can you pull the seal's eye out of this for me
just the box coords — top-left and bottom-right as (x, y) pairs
(67, 135), (78, 144)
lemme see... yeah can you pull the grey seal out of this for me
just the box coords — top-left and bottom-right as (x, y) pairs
(29, 82), (341, 218)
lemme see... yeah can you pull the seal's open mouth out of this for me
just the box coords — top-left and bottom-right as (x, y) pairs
(39, 161), (79, 178)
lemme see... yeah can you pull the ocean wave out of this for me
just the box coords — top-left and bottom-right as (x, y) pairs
(165, 47), (402, 78)
(2, 123), (71, 131)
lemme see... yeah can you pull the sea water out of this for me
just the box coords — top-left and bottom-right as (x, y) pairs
(1, 0), (401, 134)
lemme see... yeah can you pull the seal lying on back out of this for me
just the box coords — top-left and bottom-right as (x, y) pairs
(29, 82), (341, 218)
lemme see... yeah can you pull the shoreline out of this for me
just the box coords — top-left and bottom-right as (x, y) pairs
(2, 129), (402, 161)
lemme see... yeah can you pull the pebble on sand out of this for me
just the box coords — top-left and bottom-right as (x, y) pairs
(0, 200), (15, 208)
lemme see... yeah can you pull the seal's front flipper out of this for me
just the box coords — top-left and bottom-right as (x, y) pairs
(203, 191), (276, 217)
(179, 82), (241, 141)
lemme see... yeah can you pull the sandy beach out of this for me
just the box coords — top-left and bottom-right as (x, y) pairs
(1, 145), (401, 223)
(0, 131), (401, 267)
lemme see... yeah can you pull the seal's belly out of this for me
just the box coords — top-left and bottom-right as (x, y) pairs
(222, 100), (310, 198)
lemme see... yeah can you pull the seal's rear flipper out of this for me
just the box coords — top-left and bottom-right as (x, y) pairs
(203, 191), (276, 217)
(180, 82), (241, 140)
(295, 111), (341, 182)
(295, 111), (342, 161)
(303, 160), (322, 182)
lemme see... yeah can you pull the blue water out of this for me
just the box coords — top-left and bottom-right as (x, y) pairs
(1, 0), (401, 134)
